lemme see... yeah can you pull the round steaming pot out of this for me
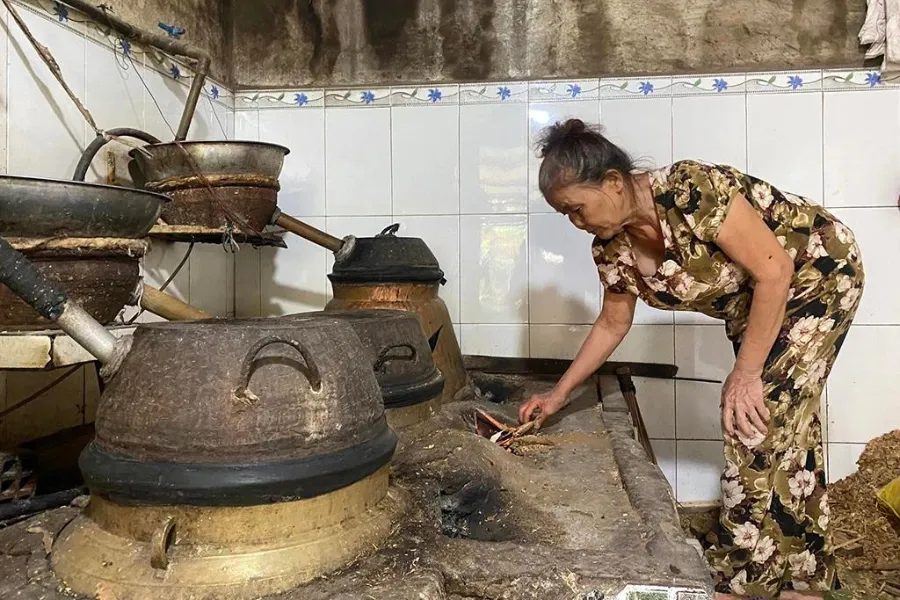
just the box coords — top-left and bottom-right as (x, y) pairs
(81, 316), (396, 506)
(290, 309), (445, 426)
(326, 225), (467, 404)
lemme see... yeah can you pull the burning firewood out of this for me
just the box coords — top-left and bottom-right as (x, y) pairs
(471, 408), (540, 451)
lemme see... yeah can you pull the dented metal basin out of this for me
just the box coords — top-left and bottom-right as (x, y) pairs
(128, 141), (290, 233)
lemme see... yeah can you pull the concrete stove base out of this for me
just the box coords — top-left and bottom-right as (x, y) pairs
(0, 372), (712, 600)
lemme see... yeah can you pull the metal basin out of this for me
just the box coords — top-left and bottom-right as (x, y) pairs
(129, 140), (290, 186)
(0, 176), (168, 238)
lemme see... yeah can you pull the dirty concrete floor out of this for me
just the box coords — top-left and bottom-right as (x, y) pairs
(0, 375), (710, 599)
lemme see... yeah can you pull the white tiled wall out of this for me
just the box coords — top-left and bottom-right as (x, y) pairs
(0, 1), (234, 446)
(236, 70), (900, 503)
(2, 2), (898, 503)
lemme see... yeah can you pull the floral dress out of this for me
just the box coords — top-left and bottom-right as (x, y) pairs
(592, 160), (865, 596)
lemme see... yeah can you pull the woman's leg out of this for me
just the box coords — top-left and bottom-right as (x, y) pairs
(705, 251), (863, 596)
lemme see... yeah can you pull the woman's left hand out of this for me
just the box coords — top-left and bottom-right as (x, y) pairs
(721, 367), (770, 440)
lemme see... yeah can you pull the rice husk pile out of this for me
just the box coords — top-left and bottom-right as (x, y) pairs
(830, 430), (900, 598)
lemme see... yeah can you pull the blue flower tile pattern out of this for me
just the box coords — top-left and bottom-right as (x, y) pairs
(639, 81), (655, 95)
(294, 93), (309, 106)
(788, 75), (804, 89)
(53, 2), (68, 22)
(866, 71), (882, 87)
(712, 78), (728, 92)
(567, 83), (582, 98)
(158, 23), (185, 39)
(427, 88), (442, 102)
(497, 86), (512, 100)
(361, 91), (376, 104)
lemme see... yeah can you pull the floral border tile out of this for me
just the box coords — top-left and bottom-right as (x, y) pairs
(528, 79), (600, 102)
(250, 89), (326, 109)
(822, 69), (900, 90)
(671, 73), (746, 95)
(14, 0), (85, 35)
(18, 0), (239, 111)
(459, 82), (528, 104)
(390, 85), (459, 105)
(325, 87), (391, 107)
(234, 91), (261, 110)
(598, 76), (673, 99)
(745, 70), (823, 93)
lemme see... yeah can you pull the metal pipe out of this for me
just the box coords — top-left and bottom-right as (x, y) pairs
(0, 487), (86, 521)
(0, 236), (118, 365)
(60, 0), (212, 141)
(175, 56), (211, 140)
(55, 303), (117, 364)
(274, 212), (344, 252)
(73, 127), (162, 182)
(60, 1), (208, 61)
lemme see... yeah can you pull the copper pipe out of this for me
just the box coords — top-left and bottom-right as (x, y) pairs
(60, 0), (212, 140)
(140, 284), (211, 321)
(275, 213), (344, 253)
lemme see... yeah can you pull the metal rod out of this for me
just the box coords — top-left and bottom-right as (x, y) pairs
(175, 56), (210, 140)
(275, 213), (344, 253)
(60, 0), (212, 141)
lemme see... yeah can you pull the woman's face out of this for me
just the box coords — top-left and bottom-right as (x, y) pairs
(549, 171), (632, 239)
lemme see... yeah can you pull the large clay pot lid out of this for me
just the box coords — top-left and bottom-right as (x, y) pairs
(328, 224), (444, 284)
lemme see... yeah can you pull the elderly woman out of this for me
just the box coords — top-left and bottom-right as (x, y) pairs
(518, 119), (864, 599)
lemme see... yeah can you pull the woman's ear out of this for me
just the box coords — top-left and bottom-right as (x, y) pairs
(604, 170), (626, 194)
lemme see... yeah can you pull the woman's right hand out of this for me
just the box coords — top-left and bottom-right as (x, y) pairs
(518, 390), (567, 429)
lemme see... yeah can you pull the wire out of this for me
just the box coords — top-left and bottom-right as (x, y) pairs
(2, 0), (99, 134)
(125, 242), (194, 325)
(125, 51), (176, 139)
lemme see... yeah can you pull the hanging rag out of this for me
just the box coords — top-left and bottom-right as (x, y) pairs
(859, 0), (900, 75)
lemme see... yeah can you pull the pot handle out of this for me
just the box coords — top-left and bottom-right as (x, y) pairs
(150, 516), (175, 570)
(373, 343), (417, 373)
(234, 336), (323, 403)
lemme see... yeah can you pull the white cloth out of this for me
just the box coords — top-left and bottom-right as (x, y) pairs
(860, 0), (900, 75)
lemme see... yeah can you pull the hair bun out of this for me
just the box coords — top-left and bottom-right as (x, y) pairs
(538, 119), (590, 157)
(558, 118), (586, 136)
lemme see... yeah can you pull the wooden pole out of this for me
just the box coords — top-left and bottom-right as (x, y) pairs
(140, 284), (211, 321)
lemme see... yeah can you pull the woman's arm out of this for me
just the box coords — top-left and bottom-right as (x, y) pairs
(715, 193), (794, 437)
(518, 290), (636, 425)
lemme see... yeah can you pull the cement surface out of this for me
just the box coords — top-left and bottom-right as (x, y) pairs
(229, 0), (869, 88)
(0, 374), (710, 599)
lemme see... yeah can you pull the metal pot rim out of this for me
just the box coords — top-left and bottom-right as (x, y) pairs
(135, 316), (345, 331)
(0, 174), (171, 203)
(128, 140), (291, 158)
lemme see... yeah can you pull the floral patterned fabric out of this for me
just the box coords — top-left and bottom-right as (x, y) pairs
(592, 160), (865, 596)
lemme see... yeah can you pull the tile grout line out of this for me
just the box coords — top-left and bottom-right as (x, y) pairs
(670, 90), (679, 496)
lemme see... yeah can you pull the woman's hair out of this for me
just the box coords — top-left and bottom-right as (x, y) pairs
(537, 119), (635, 201)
